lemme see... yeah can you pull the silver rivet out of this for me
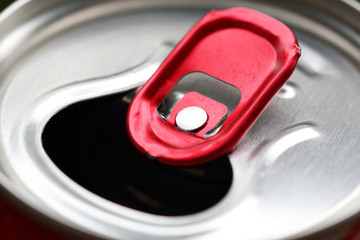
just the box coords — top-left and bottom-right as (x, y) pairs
(176, 106), (208, 132)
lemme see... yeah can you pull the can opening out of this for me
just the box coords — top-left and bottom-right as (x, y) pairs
(41, 91), (233, 216)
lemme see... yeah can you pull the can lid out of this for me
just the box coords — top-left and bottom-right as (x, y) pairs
(2, 1), (360, 239)
(127, 8), (300, 166)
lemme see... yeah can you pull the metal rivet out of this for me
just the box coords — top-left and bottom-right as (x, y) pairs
(176, 106), (208, 132)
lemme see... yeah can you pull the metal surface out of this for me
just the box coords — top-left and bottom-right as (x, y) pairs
(0, 0), (359, 239)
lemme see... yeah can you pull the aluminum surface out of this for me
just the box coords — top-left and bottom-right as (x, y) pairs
(0, 0), (359, 239)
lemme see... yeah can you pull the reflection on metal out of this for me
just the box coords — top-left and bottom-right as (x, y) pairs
(276, 82), (298, 99)
(250, 122), (320, 166)
(296, 42), (332, 77)
(29, 42), (173, 121)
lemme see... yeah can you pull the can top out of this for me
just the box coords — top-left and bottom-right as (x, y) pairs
(0, 1), (360, 240)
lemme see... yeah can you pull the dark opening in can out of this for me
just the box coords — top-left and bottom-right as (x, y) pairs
(42, 91), (233, 216)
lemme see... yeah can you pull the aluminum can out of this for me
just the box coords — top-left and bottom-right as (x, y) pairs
(0, 0), (360, 239)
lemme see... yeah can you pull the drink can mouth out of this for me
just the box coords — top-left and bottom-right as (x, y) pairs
(0, 1), (359, 239)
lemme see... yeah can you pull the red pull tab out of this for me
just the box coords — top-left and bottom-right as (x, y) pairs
(127, 8), (300, 166)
